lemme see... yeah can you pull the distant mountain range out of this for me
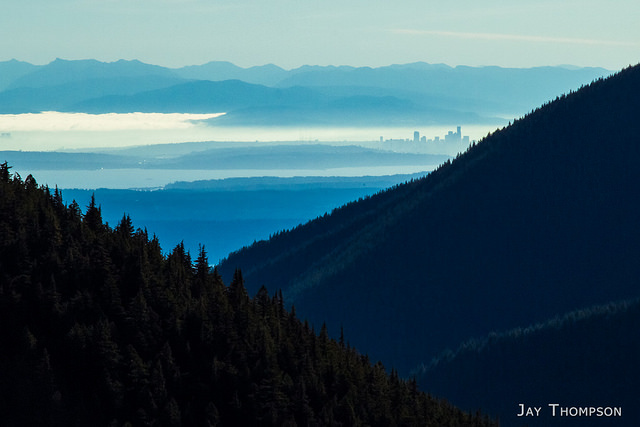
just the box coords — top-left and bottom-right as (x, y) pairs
(2, 57), (636, 424)
(217, 63), (640, 424)
(0, 58), (612, 125)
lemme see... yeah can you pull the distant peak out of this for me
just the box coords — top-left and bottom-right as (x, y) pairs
(1, 58), (34, 65)
(115, 59), (142, 64)
(49, 58), (101, 65)
(249, 63), (286, 71)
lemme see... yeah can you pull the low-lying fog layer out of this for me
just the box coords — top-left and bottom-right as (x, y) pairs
(0, 112), (502, 189)
(0, 112), (226, 132)
(0, 112), (498, 152)
(0, 112), (503, 258)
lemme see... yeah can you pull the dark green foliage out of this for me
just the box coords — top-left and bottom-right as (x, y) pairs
(417, 298), (640, 426)
(0, 162), (494, 426)
(219, 64), (640, 375)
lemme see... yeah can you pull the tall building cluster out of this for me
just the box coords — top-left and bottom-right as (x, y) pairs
(382, 126), (472, 145)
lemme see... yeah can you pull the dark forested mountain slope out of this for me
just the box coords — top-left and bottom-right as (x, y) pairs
(416, 298), (640, 426)
(218, 64), (640, 375)
(0, 163), (494, 426)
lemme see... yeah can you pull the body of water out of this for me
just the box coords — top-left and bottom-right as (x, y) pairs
(0, 112), (504, 259)
(1, 112), (500, 188)
(13, 166), (437, 190)
(0, 112), (500, 153)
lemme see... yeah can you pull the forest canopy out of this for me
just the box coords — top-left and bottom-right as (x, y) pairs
(0, 162), (494, 426)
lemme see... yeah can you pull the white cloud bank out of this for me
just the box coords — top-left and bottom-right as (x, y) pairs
(0, 112), (225, 132)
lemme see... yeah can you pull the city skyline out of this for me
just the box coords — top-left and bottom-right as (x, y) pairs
(383, 126), (472, 145)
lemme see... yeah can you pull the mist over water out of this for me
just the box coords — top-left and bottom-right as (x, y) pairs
(0, 112), (226, 132)
(0, 112), (498, 152)
(16, 166), (438, 190)
(1, 112), (501, 189)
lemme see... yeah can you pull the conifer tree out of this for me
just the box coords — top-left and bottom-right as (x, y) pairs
(0, 163), (497, 426)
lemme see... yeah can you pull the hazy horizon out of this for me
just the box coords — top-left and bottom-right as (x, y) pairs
(3, 1), (638, 71)
(1, 57), (620, 71)
(0, 111), (497, 151)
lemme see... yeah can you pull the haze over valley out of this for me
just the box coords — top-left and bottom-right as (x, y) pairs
(3, 0), (639, 423)
(0, 60), (613, 258)
(3, 58), (604, 262)
(1, 56), (637, 426)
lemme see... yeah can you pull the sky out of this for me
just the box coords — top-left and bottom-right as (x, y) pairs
(1, 0), (638, 70)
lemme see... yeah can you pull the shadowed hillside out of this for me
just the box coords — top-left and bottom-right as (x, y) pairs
(0, 163), (495, 426)
(218, 64), (640, 376)
(416, 298), (640, 426)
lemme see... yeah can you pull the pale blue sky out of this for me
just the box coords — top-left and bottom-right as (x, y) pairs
(2, 0), (638, 69)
